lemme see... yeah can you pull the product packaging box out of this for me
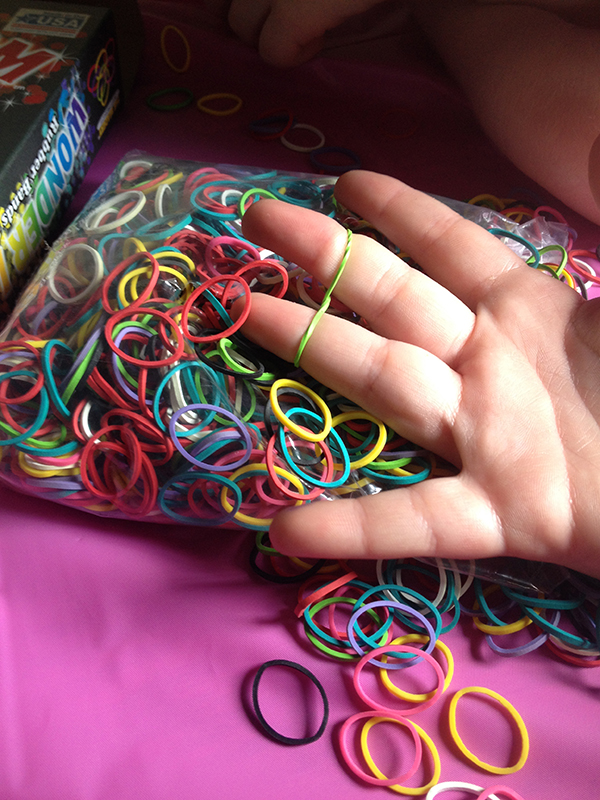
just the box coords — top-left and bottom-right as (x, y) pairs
(0, 1), (121, 317)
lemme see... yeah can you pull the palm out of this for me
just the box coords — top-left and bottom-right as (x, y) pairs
(241, 171), (600, 577)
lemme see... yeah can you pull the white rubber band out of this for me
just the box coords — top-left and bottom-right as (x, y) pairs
(280, 122), (325, 153)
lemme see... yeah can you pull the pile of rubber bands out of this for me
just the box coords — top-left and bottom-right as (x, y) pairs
(0, 154), (598, 530)
(249, 555), (600, 795)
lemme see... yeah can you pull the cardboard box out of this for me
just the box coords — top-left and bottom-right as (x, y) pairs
(0, 1), (120, 316)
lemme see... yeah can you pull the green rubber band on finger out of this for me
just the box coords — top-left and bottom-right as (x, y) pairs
(238, 187), (279, 216)
(294, 228), (352, 368)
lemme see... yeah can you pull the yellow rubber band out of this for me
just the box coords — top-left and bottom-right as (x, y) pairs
(361, 717), (441, 795)
(472, 584), (534, 635)
(117, 264), (190, 307)
(140, 171), (184, 195)
(380, 634), (454, 702)
(289, 556), (339, 573)
(76, 310), (103, 349)
(448, 685), (529, 774)
(160, 25), (191, 73)
(269, 379), (332, 443)
(331, 410), (386, 470)
(152, 249), (196, 274)
(197, 93), (242, 116)
(331, 477), (374, 494)
(221, 463), (305, 527)
(17, 452), (80, 479)
(472, 615), (533, 635)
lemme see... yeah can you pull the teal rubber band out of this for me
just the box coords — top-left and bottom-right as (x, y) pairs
(41, 340), (73, 418)
(360, 458), (431, 485)
(294, 228), (352, 368)
(304, 596), (392, 649)
(136, 212), (192, 239)
(0, 376), (49, 446)
(203, 290), (234, 326)
(439, 587), (461, 634)
(502, 584), (584, 610)
(157, 471), (242, 525)
(16, 439), (78, 456)
(488, 227), (540, 269)
(268, 179), (322, 209)
(152, 362), (219, 433)
(354, 582), (443, 646)
(522, 605), (595, 650)
(278, 407), (351, 488)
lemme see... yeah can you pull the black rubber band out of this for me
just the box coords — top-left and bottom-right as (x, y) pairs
(251, 659), (329, 745)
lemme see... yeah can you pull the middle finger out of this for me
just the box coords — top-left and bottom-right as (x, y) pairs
(241, 199), (475, 365)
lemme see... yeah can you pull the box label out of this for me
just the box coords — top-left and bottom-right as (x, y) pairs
(0, 72), (92, 293)
(3, 7), (89, 39)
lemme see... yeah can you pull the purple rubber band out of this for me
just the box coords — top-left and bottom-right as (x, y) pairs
(60, 324), (103, 391)
(112, 325), (153, 402)
(189, 429), (239, 458)
(32, 300), (58, 334)
(347, 599), (437, 668)
(460, 597), (516, 619)
(169, 403), (252, 471)
(0, 350), (33, 364)
(486, 610), (560, 656)
(24, 477), (83, 490)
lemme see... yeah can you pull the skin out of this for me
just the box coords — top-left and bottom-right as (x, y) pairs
(205, 0), (600, 574)
(204, 0), (600, 224)
(239, 171), (600, 577)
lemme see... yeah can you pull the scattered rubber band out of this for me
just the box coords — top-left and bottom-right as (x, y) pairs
(160, 25), (191, 73)
(475, 788), (525, 800)
(250, 109), (295, 140)
(380, 634), (454, 701)
(251, 659), (329, 745)
(425, 782), (502, 800)
(197, 93), (243, 116)
(339, 710), (423, 787)
(280, 122), (325, 153)
(448, 686), (529, 774)
(309, 146), (361, 174)
(146, 87), (194, 111)
(362, 716), (441, 795)
(354, 643), (445, 715)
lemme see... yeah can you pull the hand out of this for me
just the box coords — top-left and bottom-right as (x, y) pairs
(240, 170), (600, 577)
(203, 0), (389, 66)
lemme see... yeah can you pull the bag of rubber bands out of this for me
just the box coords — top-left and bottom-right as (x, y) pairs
(0, 153), (576, 547)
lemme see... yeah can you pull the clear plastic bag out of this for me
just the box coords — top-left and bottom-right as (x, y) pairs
(0, 152), (575, 580)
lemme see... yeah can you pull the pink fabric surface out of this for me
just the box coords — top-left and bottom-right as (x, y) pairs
(1, 3), (599, 799)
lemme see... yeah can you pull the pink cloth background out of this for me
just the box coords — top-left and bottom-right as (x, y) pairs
(1, 3), (599, 798)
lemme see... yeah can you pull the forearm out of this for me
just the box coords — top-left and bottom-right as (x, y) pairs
(412, 0), (600, 223)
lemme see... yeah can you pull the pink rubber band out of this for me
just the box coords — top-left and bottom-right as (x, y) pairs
(339, 710), (422, 787)
(476, 787), (526, 800)
(294, 571), (358, 617)
(354, 644), (445, 715)
(203, 236), (261, 277)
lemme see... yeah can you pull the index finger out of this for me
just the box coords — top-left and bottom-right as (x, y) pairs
(334, 170), (528, 309)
